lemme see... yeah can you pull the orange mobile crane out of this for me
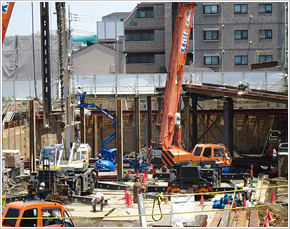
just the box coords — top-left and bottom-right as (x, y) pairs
(2, 2), (14, 44)
(147, 3), (237, 193)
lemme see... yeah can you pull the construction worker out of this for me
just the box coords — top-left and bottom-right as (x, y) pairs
(91, 192), (104, 212)
(76, 85), (83, 105)
(77, 85), (82, 94)
(34, 182), (46, 200)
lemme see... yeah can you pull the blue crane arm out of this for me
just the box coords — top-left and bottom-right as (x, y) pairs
(87, 103), (116, 125)
(76, 93), (116, 126)
(123, 158), (137, 172)
(76, 93), (117, 149)
(103, 132), (116, 150)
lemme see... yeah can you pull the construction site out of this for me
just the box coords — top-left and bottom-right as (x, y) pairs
(2, 2), (289, 228)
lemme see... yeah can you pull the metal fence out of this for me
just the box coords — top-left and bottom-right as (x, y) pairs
(2, 72), (287, 100)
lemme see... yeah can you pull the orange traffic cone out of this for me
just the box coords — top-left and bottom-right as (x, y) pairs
(145, 170), (148, 180)
(128, 193), (133, 207)
(199, 195), (206, 206)
(128, 169), (131, 175)
(264, 217), (269, 227)
(124, 188), (127, 199)
(227, 199), (230, 205)
(270, 191), (275, 204)
(233, 202), (239, 214)
(266, 207), (274, 222)
(165, 192), (169, 204)
(238, 192), (241, 200)
(243, 196), (247, 207)
(137, 169), (139, 177)
(114, 168), (116, 172)
(142, 175), (146, 184)
(126, 192), (129, 205)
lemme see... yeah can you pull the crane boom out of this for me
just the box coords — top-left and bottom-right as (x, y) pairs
(159, 2), (195, 149)
(2, 2), (14, 44)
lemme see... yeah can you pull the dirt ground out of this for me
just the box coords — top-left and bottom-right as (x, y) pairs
(3, 169), (288, 227)
(245, 177), (288, 227)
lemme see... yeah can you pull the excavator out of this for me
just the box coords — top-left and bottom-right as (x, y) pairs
(146, 2), (233, 193)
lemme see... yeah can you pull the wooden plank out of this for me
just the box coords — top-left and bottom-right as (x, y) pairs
(14, 121), (16, 150)
(8, 123), (10, 149)
(19, 121), (22, 153)
(209, 211), (223, 227)
(219, 204), (231, 227)
(228, 211), (236, 227)
(249, 210), (259, 227)
(236, 211), (247, 227)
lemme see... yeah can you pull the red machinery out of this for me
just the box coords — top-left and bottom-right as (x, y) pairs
(147, 2), (231, 170)
(2, 2), (14, 44)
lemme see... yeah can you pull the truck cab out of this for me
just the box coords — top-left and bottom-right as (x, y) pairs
(190, 144), (232, 169)
(2, 200), (76, 227)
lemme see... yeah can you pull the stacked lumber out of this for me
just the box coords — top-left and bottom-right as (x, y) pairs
(2, 150), (21, 167)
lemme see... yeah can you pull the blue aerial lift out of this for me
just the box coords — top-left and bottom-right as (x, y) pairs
(76, 92), (150, 173)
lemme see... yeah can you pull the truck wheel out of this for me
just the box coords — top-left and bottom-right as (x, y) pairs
(75, 179), (81, 196)
(89, 172), (96, 192)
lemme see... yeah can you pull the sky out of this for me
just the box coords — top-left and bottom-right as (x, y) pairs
(5, 1), (141, 37)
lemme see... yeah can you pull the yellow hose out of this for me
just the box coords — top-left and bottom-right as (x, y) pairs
(152, 193), (166, 221)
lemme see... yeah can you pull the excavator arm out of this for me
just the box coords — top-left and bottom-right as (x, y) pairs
(2, 2), (14, 44)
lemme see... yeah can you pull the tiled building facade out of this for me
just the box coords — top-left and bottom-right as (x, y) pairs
(124, 2), (287, 74)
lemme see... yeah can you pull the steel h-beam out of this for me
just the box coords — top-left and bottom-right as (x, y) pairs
(191, 94), (198, 148)
(116, 100), (123, 181)
(29, 100), (36, 172)
(224, 98), (234, 158)
(40, 2), (51, 128)
(134, 97), (140, 168)
(183, 96), (190, 151)
(147, 96), (152, 147)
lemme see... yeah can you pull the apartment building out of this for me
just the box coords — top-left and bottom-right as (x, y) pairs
(194, 2), (287, 72)
(124, 2), (287, 73)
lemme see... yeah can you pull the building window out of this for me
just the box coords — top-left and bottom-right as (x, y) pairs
(204, 56), (219, 65)
(126, 55), (155, 63)
(204, 31), (219, 40)
(138, 8), (154, 18)
(234, 4), (248, 14)
(235, 56), (248, 65)
(235, 30), (248, 39)
(259, 55), (273, 63)
(259, 4), (272, 13)
(259, 30), (272, 39)
(203, 5), (219, 14)
(125, 31), (154, 41)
